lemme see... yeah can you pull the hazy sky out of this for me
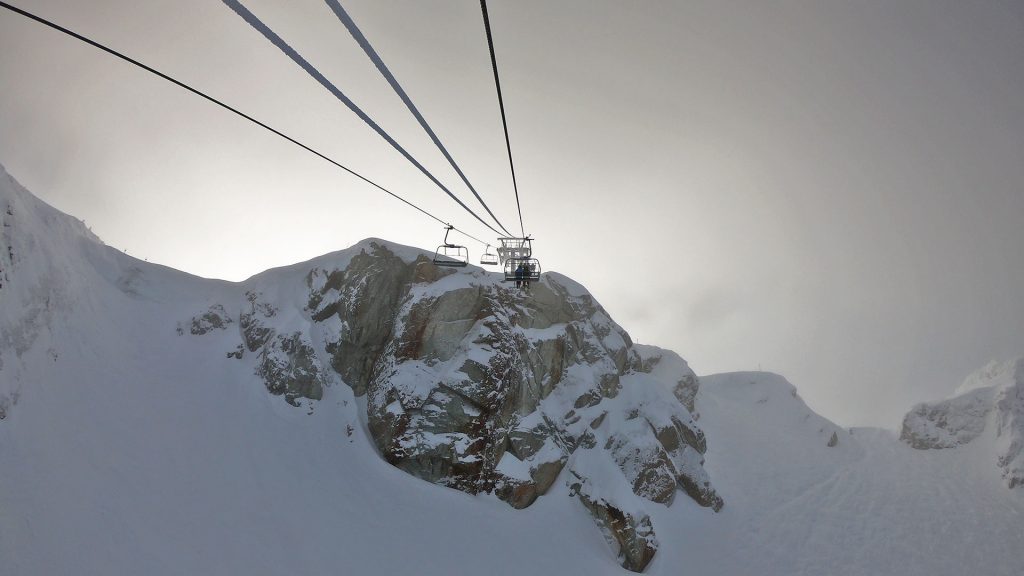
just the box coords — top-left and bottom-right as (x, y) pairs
(2, 0), (1022, 428)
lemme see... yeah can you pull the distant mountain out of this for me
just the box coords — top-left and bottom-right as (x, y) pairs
(1, 164), (1021, 575)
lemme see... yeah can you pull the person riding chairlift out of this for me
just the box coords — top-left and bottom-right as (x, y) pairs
(519, 262), (531, 292)
(514, 262), (525, 289)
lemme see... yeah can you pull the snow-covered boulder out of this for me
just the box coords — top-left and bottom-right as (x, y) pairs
(901, 358), (1024, 488)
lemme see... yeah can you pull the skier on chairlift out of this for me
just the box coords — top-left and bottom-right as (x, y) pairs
(514, 262), (525, 290)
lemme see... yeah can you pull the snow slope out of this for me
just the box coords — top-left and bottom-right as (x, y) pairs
(680, 372), (1024, 576)
(2, 164), (1022, 575)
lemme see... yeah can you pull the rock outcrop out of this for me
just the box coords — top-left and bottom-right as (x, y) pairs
(901, 358), (1024, 489)
(190, 304), (233, 335)
(183, 240), (721, 572)
(569, 461), (658, 572)
(900, 387), (995, 450)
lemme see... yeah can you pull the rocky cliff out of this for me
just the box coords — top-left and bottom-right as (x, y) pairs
(181, 240), (720, 572)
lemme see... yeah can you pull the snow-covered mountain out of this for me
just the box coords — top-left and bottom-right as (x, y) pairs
(1, 164), (1022, 575)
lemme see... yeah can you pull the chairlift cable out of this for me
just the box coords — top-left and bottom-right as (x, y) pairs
(480, 0), (525, 239)
(0, 0), (490, 248)
(323, 0), (514, 238)
(222, 0), (504, 238)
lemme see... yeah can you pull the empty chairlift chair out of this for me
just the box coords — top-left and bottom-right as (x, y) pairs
(480, 245), (499, 266)
(433, 225), (469, 267)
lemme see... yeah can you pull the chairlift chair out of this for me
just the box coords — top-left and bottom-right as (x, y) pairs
(504, 257), (541, 282)
(433, 225), (469, 267)
(480, 245), (499, 266)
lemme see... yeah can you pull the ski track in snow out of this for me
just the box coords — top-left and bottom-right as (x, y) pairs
(658, 374), (1024, 576)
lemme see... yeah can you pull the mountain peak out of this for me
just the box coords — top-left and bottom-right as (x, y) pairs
(956, 357), (1024, 396)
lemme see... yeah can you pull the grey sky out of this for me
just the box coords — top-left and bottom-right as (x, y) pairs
(2, 0), (1022, 428)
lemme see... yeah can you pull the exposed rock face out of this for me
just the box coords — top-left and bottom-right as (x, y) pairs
(306, 247), (433, 397)
(190, 304), (233, 335)
(570, 466), (658, 572)
(828, 430), (839, 447)
(255, 331), (324, 405)
(673, 372), (701, 415)
(996, 384), (1024, 489)
(900, 388), (994, 450)
(901, 358), (1024, 489)
(183, 241), (720, 571)
(234, 291), (325, 406)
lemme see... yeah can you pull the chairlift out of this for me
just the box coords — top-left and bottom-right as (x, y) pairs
(503, 257), (541, 282)
(433, 225), (469, 267)
(480, 245), (499, 266)
(496, 236), (532, 265)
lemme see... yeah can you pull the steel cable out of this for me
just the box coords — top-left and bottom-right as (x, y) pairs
(0, 0), (490, 248)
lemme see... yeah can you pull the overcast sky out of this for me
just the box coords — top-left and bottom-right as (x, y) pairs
(2, 0), (1022, 428)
